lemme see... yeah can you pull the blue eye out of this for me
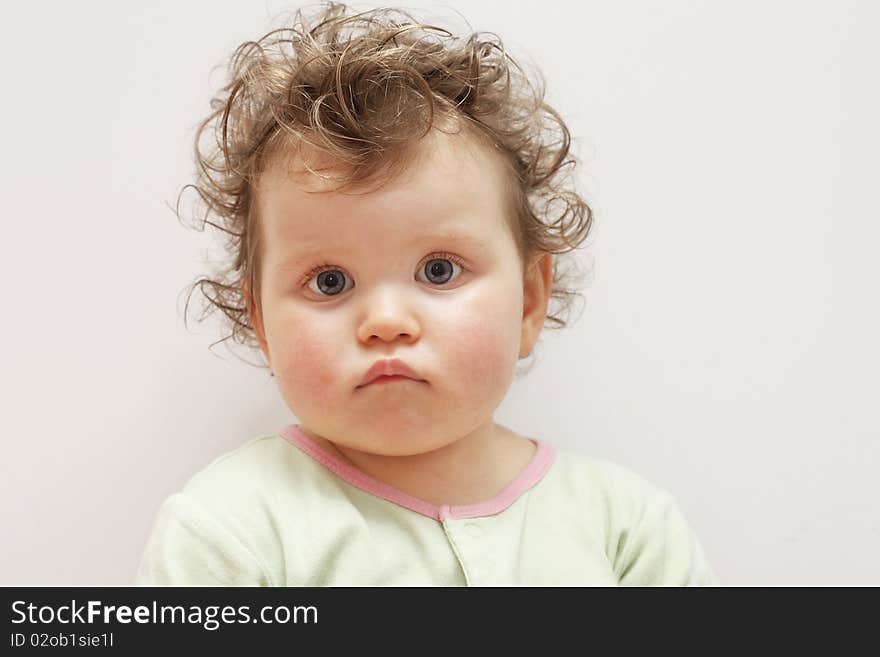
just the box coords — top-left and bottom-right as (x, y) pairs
(315, 269), (347, 296)
(422, 258), (455, 285)
(300, 264), (352, 297)
(302, 252), (466, 297)
(415, 252), (465, 286)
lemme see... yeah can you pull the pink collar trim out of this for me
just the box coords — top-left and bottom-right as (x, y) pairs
(279, 424), (556, 521)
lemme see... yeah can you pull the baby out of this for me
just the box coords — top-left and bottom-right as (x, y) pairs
(137, 2), (716, 586)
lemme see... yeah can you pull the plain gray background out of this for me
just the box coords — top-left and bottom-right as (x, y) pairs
(1, 0), (877, 585)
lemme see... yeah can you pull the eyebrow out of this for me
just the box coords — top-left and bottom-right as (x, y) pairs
(411, 233), (487, 248)
(276, 232), (487, 268)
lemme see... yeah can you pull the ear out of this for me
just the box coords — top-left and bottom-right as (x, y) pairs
(519, 252), (553, 358)
(241, 279), (271, 365)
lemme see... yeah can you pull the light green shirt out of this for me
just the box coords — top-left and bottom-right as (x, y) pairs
(136, 425), (717, 586)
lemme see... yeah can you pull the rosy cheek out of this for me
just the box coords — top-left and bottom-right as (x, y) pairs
(275, 321), (339, 408)
(440, 297), (519, 395)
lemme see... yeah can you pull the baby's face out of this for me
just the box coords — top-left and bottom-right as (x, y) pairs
(248, 129), (547, 456)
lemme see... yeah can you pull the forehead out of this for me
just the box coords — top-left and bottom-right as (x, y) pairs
(256, 130), (514, 255)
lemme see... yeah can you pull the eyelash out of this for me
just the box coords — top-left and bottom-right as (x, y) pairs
(299, 251), (467, 290)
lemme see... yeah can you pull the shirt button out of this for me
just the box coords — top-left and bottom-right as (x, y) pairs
(463, 522), (483, 537)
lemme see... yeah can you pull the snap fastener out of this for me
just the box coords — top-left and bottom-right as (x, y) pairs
(463, 522), (483, 537)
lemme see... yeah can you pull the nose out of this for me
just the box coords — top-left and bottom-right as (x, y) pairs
(356, 285), (421, 344)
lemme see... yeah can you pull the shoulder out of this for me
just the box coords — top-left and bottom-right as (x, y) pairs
(186, 433), (301, 485)
(136, 433), (342, 585)
(545, 445), (673, 508)
(180, 434), (326, 507)
(173, 433), (362, 536)
(542, 446), (717, 586)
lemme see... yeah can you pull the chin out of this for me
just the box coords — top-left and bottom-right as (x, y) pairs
(342, 425), (451, 457)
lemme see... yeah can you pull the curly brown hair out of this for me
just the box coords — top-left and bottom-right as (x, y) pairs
(177, 1), (594, 374)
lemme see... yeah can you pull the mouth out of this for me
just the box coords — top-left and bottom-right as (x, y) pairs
(357, 358), (425, 388)
(362, 374), (416, 387)
(356, 375), (424, 389)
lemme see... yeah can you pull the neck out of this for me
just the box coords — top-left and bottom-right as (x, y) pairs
(306, 421), (535, 507)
